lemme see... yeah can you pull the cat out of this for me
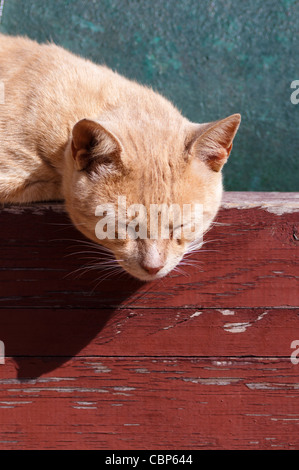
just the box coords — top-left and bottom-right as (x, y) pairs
(0, 34), (240, 281)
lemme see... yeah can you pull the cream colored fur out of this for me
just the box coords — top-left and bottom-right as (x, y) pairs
(0, 34), (240, 280)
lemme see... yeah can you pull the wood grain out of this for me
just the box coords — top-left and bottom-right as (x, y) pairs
(0, 192), (298, 449)
(0, 193), (298, 309)
(0, 357), (299, 450)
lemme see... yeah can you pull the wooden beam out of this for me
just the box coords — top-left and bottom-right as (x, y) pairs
(0, 192), (298, 449)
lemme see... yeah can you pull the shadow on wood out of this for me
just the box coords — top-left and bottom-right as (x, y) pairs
(0, 205), (143, 378)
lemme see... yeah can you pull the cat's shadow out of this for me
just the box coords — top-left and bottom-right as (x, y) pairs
(0, 207), (144, 380)
(8, 286), (141, 380)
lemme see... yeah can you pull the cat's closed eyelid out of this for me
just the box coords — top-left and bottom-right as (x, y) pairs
(173, 223), (185, 231)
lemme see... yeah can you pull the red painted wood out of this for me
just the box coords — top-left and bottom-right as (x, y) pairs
(0, 308), (298, 358)
(0, 194), (298, 309)
(0, 193), (298, 449)
(0, 357), (299, 450)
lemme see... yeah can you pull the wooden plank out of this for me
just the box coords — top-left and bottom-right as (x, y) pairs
(0, 308), (298, 361)
(0, 193), (298, 309)
(0, 193), (298, 450)
(0, 357), (298, 450)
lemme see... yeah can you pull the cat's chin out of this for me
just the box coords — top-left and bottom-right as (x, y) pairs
(131, 272), (167, 282)
(118, 264), (169, 282)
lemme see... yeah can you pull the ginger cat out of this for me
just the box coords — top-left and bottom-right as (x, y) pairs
(0, 34), (240, 281)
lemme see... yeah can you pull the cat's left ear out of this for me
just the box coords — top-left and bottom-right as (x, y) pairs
(185, 114), (241, 172)
(71, 119), (123, 172)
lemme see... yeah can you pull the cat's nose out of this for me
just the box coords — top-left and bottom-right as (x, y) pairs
(141, 263), (164, 275)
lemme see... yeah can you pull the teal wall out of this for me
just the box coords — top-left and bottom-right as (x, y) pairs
(1, 0), (298, 191)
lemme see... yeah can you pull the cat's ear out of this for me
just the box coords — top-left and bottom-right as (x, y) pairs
(71, 119), (123, 172)
(185, 114), (241, 172)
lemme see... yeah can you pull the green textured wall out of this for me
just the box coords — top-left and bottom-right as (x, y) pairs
(1, 0), (298, 191)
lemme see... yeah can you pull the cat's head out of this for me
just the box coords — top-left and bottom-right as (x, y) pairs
(63, 106), (240, 281)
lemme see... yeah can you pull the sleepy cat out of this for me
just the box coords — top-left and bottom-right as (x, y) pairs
(0, 34), (240, 281)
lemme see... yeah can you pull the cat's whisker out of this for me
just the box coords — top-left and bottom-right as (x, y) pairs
(48, 222), (86, 227)
(69, 244), (114, 255)
(181, 259), (204, 266)
(210, 221), (232, 227)
(65, 245), (114, 258)
(186, 238), (221, 254)
(90, 266), (125, 293)
(179, 258), (204, 269)
(179, 261), (202, 267)
(64, 254), (124, 280)
(47, 222), (89, 233)
(172, 265), (190, 278)
(58, 238), (113, 253)
(65, 250), (116, 260)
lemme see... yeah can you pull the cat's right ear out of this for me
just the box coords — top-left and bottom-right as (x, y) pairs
(71, 119), (123, 172)
(185, 114), (241, 172)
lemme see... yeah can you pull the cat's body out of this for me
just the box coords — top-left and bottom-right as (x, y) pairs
(0, 34), (240, 280)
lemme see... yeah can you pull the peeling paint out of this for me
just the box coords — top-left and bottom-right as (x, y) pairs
(190, 311), (202, 318)
(113, 386), (136, 391)
(0, 377), (74, 385)
(8, 387), (109, 394)
(0, 401), (32, 406)
(224, 311), (269, 333)
(181, 377), (241, 385)
(85, 362), (112, 373)
(73, 406), (97, 410)
(218, 309), (235, 316)
(224, 321), (251, 333)
(212, 361), (233, 367)
(75, 401), (96, 406)
(222, 193), (299, 215)
(134, 368), (150, 374)
(246, 382), (299, 390)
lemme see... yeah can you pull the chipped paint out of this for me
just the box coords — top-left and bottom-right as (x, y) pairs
(113, 386), (136, 391)
(8, 387), (109, 394)
(0, 377), (74, 385)
(134, 368), (150, 374)
(218, 309), (235, 316)
(75, 401), (96, 406)
(0, 401), (32, 406)
(73, 406), (97, 410)
(190, 311), (202, 318)
(181, 377), (241, 385)
(212, 361), (233, 367)
(224, 321), (251, 333)
(222, 193), (299, 215)
(246, 382), (299, 390)
(85, 362), (112, 373)
(224, 311), (269, 333)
